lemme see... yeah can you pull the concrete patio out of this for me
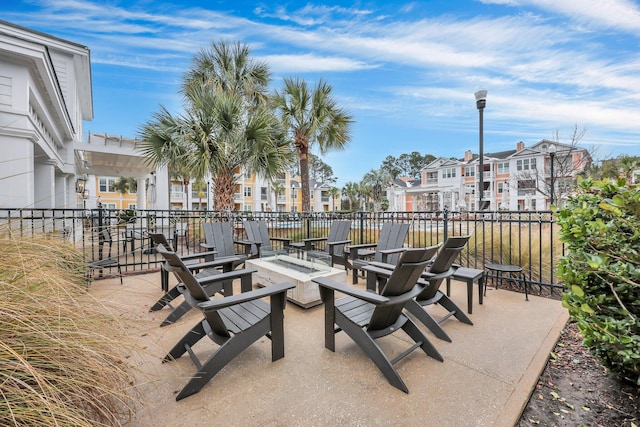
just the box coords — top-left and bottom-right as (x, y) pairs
(92, 270), (568, 427)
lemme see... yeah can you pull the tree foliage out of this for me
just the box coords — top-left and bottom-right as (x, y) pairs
(272, 77), (353, 211)
(557, 177), (640, 385)
(139, 40), (292, 210)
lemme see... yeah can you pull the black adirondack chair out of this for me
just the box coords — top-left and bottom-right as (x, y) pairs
(156, 244), (295, 400)
(153, 242), (254, 327)
(149, 232), (216, 293)
(87, 226), (123, 285)
(313, 247), (444, 393)
(348, 222), (409, 284)
(241, 220), (292, 257)
(404, 236), (473, 342)
(290, 220), (352, 269)
(202, 222), (248, 268)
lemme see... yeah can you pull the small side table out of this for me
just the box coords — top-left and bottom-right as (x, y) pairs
(446, 267), (485, 314)
(484, 263), (529, 301)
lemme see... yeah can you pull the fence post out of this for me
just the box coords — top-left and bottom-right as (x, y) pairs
(358, 211), (365, 244)
(443, 209), (449, 243)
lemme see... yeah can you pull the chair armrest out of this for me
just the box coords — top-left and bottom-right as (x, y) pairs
(346, 243), (378, 251)
(313, 277), (388, 304)
(304, 237), (328, 243)
(198, 282), (296, 311)
(380, 247), (407, 263)
(197, 268), (257, 285)
(361, 263), (394, 277)
(327, 239), (351, 247)
(200, 242), (215, 250)
(419, 267), (455, 283)
(235, 239), (260, 255)
(179, 250), (216, 261)
(270, 237), (292, 244)
(192, 255), (243, 270)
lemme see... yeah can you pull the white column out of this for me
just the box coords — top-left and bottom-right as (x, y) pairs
(34, 161), (55, 209)
(137, 177), (146, 209)
(0, 136), (34, 208)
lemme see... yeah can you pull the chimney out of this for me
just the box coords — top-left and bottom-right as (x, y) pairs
(464, 150), (473, 161)
(516, 141), (525, 152)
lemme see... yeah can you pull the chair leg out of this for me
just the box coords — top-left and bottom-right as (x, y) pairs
(438, 294), (473, 325)
(401, 317), (444, 362)
(149, 285), (181, 312)
(338, 314), (409, 393)
(404, 300), (452, 342)
(163, 320), (207, 362)
(160, 300), (192, 327)
(175, 318), (270, 400)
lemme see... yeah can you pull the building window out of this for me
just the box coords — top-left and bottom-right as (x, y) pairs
(244, 205), (252, 212)
(465, 184), (475, 195)
(291, 188), (297, 199)
(497, 162), (509, 174)
(244, 186), (252, 197)
(99, 177), (116, 192)
(441, 168), (456, 179)
(517, 159), (536, 171)
(260, 187), (267, 200)
(128, 203), (136, 209)
(464, 166), (475, 177)
(497, 182), (505, 194)
(104, 203), (116, 210)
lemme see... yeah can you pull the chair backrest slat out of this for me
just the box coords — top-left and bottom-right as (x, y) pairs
(324, 220), (351, 256)
(149, 233), (174, 251)
(244, 220), (270, 256)
(204, 222), (236, 258)
(416, 235), (471, 301)
(155, 244), (230, 337)
(373, 223), (409, 264)
(368, 247), (436, 331)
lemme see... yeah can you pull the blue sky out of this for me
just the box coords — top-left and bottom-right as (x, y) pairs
(4, 0), (640, 186)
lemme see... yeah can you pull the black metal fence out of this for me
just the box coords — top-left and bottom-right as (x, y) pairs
(0, 208), (563, 295)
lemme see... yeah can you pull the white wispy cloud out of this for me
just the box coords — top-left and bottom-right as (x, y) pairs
(6, 0), (639, 158)
(480, 0), (640, 34)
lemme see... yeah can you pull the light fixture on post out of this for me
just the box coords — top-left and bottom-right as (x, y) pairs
(549, 145), (556, 207)
(76, 176), (87, 194)
(474, 89), (487, 210)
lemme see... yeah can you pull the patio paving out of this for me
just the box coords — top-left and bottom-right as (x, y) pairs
(91, 269), (568, 427)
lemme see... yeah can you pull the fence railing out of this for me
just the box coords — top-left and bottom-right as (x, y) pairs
(0, 208), (563, 295)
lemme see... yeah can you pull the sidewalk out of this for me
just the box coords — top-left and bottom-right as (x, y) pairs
(92, 271), (568, 427)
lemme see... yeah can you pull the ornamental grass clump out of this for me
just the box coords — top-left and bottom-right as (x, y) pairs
(0, 233), (138, 426)
(557, 178), (640, 385)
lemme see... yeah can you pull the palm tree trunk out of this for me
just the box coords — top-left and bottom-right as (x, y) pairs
(300, 152), (310, 212)
(213, 170), (236, 211)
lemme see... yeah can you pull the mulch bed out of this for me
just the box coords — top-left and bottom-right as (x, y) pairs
(517, 321), (639, 426)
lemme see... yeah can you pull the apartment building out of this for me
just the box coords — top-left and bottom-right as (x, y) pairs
(0, 20), (92, 209)
(393, 140), (591, 212)
(165, 172), (340, 212)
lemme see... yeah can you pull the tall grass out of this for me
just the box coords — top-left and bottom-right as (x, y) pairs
(0, 232), (138, 426)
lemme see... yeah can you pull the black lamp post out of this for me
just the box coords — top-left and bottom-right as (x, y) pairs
(549, 145), (556, 207)
(474, 90), (487, 210)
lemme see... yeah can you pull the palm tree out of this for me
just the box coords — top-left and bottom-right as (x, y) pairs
(342, 181), (360, 211)
(269, 180), (285, 212)
(618, 155), (640, 182)
(272, 77), (353, 212)
(139, 41), (292, 211)
(362, 169), (390, 212)
(327, 186), (340, 210)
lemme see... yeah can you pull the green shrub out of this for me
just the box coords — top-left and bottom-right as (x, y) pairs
(557, 177), (640, 384)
